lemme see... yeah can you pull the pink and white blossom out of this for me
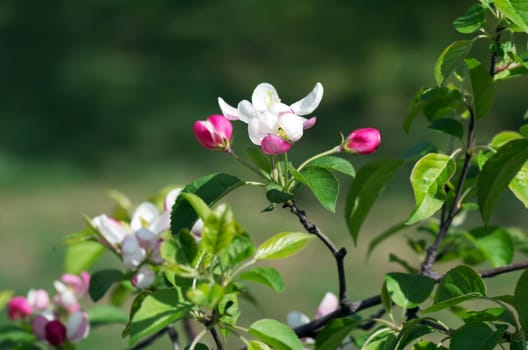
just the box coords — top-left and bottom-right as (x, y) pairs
(342, 128), (381, 155)
(27, 289), (50, 312)
(131, 266), (156, 289)
(193, 114), (233, 151)
(7, 296), (32, 320)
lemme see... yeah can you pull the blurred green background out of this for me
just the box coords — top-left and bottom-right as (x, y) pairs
(2, 0), (528, 348)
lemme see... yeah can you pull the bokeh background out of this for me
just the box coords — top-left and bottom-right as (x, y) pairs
(1, 0), (527, 348)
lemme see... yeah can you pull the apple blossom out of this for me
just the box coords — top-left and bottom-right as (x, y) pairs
(45, 320), (67, 346)
(66, 311), (90, 343)
(315, 292), (339, 319)
(341, 128), (381, 154)
(27, 289), (50, 312)
(131, 266), (156, 289)
(193, 114), (233, 151)
(7, 296), (32, 320)
(218, 82), (323, 154)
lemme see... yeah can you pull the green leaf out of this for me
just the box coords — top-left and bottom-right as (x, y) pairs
(367, 222), (407, 257)
(395, 318), (435, 350)
(0, 290), (13, 311)
(0, 325), (36, 343)
(89, 269), (125, 302)
(64, 240), (105, 275)
(296, 167), (339, 212)
(471, 227), (513, 267)
(403, 88), (425, 133)
(406, 153), (456, 225)
(462, 307), (514, 324)
(495, 0), (528, 33)
(381, 282), (392, 314)
(266, 185), (294, 204)
(202, 204), (235, 255)
(422, 87), (463, 122)
(88, 305), (129, 327)
(401, 142), (438, 162)
(247, 340), (272, 350)
(465, 58), (494, 119)
(384, 273), (435, 309)
(222, 232), (255, 266)
(428, 118), (464, 141)
(249, 319), (303, 350)
(478, 139), (528, 224)
(434, 40), (473, 86)
(247, 147), (272, 173)
(514, 269), (528, 334)
(510, 160), (528, 208)
(187, 283), (224, 309)
(424, 265), (485, 313)
(239, 267), (285, 292)
(170, 173), (243, 236)
(345, 159), (404, 244)
(450, 322), (504, 350)
(315, 318), (356, 350)
(490, 130), (523, 149)
(179, 192), (212, 221)
(127, 289), (191, 346)
(218, 293), (240, 328)
(453, 3), (486, 33)
(306, 156), (355, 177)
(255, 232), (314, 260)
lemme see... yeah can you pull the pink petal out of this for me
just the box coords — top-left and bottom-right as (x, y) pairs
(261, 135), (292, 155)
(67, 311), (90, 343)
(344, 128), (381, 154)
(7, 296), (32, 320)
(315, 292), (339, 319)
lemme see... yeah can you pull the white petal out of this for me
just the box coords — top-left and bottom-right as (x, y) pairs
(251, 83), (280, 112)
(92, 215), (127, 246)
(217, 97), (239, 120)
(135, 228), (157, 251)
(121, 235), (141, 254)
(164, 188), (182, 211)
(150, 211), (170, 234)
(279, 114), (305, 142)
(122, 248), (146, 269)
(290, 82), (324, 116)
(131, 202), (160, 231)
(248, 119), (267, 145)
(287, 311), (310, 328)
(237, 100), (257, 124)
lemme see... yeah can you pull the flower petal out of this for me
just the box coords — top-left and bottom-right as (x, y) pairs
(92, 215), (127, 246)
(252, 83), (280, 112)
(279, 114), (305, 142)
(131, 266), (156, 289)
(218, 97), (239, 120)
(261, 135), (292, 155)
(164, 188), (182, 211)
(131, 202), (160, 232)
(315, 292), (339, 319)
(67, 311), (90, 343)
(303, 116), (317, 130)
(290, 82), (324, 116)
(237, 100), (258, 124)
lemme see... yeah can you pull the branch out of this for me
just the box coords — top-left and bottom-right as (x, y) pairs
(284, 201), (351, 308)
(294, 260), (528, 338)
(210, 327), (223, 350)
(128, 325), (179, 350)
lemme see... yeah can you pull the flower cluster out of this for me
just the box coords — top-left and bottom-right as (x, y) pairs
(193, 82), (381, 156)
(7, 272), (90, 347)
(91, 188), (202, 289)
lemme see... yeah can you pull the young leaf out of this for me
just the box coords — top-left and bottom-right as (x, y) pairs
(202, 204), (235, 255)
(179, 192), (212, 221)
(239, 267), (285, 292)
(218, 293), (240, 328)
(395, 318), (435, 350)
(247, 340), (272, 350)
(470, 227), (513, 267)
(266, 184), (294, 204)
(89, 269), (125, 302)
(453, 3), (486, 33)
(315, 318), (357, 350)
(170, 173), (243, 236)
(345, 159), (404, 244)
(510, 161), (528, 208)
(465, 58), (494, 119)
(406, 153), (456, 225)
(255, 232), (314, 260)
(248, 319), (303, 350)
(384, 273), (435, 309)
(490, 130), (523, 149)
(247, 147), (272, 173)
(305, 156), (356, 177)
(514, 269), (528, 334)
(64, 240), (105, 275)
(88, 305), (129, 327)
(127, 289), (192, 346)
(434, 40), (473, 86)
(428, 118), (464, 141)
(450, 322), (504, 350)
(495, 0), (528, 33)
(477, 139), (528, 224)
(187, 283), (224, 309)
(296, 167), (339, 212)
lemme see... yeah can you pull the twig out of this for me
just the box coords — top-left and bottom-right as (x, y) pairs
(128, 326), (172, 350)
(284, 201), (351, 308)
(184, 318), (197, 343)
(168, 326), (180, 350)
(210, 327), (223, 350)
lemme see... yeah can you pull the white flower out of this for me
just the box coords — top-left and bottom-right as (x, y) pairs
(218, 82), (323, 151)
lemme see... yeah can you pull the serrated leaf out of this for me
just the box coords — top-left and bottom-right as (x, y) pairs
(127, 289), (191, 346)
(179, 192), (212, 221)
(218, 293), (240, 328)
(462, 307), (514, 324)
(510, 161), (528, 207)
(202, 204), (235, 255)
(346, 159), (404, 244)
(89, 269), (125, 302)
(315, 318), (356, 350)
(490, 130), (523, 148)
(170, 173), (243, 236)
(255, 232), (314, 260)
(478, 139), (528, 224)
(471, 227), (513, 267)
(453, 3), (486, 33)
(514, 269), (528, 334)
(249, 319), (303, 350)
(406, 153), (456, 225)
(428, 118), (464, 141)
(88, 305), (129, 327)
(296, 167), (338, 212)
(247, 340), (272, 350)
(266, 185), (294, 204)
(239, 267), (285, 292)
(395, 318), (435, 350)
(306, 156), (355, 177)
(64, 240), (105, 275)
(450, 322), (504, 350)
(434, 40), (473, 85)
(384, 273), (435, 309)
(495, 0), (528, 33)
(465, 58), (494, 119)
(187, 283), (224, 308)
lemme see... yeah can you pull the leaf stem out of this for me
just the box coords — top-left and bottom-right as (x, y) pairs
(296, 146), (341, 173)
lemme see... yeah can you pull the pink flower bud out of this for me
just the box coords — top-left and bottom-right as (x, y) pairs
(315, 292), (339, 319)
(261, 134), (292, 155)
(67, 311), (90, 343)
(27, 289), (50, 312)
(7, 296), (32, 320)
(60, 272), (90, 298)
(131, 266), (156, 289)
(342, 128), (381, 154)
(193, 114), (233, 151)
(45, 320), (67, 346)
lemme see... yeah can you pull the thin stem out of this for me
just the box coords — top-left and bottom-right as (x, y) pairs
(296, 146), (341, 173)
(227, 150), (266, 179)
(210, 327), (223, 350)
(189, 329), (207, 350)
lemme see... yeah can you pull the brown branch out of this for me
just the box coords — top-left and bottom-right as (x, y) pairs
(128, 325), (179, 350)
